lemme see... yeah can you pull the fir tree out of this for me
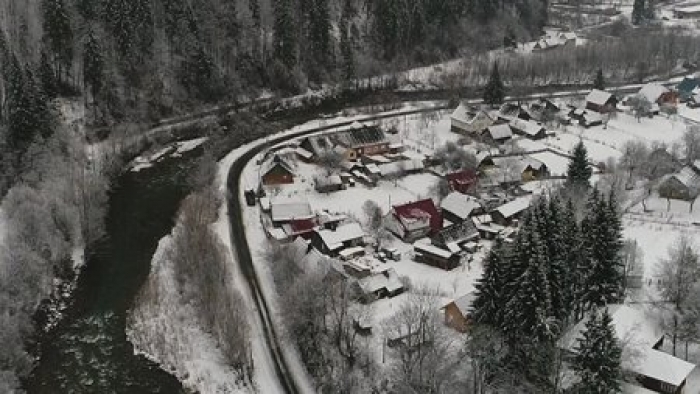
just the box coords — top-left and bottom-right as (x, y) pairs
(566, 140), (593, 191)
(471, 239), (510, 327)
(502, 231), (557, 344)
(593, 68), (605, 90)
(339, 0), (356, 83)
(632, 0), (646, 25)
(483, 63), (505, 107)
(572, 308), (622, 393)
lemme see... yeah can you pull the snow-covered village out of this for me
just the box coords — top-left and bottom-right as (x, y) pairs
(8, 0), (700, 393)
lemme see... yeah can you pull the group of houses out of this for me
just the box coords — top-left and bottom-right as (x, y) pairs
(450, 102), (552, 144)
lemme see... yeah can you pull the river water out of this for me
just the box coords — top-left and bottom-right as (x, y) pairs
(25, 148), (203, 393)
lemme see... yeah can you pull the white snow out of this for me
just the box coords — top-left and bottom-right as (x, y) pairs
(129, 137), (210, 172)
(128, 229), (249, 394)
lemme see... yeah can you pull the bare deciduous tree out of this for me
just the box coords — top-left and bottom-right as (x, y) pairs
(656, 235), (700, 356)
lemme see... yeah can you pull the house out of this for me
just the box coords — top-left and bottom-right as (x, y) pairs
(585, 89), (618, 113)
(353, 268), (405, 303)
(270, 199), (314, 225)
(413, 242), (460, 270)
(492, 156), (549, 182)
(310, 222), (365, 256)
(559, 305), (696, 394)
(432, 220), (480, 253)
(689, 94), (700, 108)
(261, 155), (295, 186)
(674, 4), (700, 18)
(520, 157), (549, 181)
(440, 192), (483, 223)
(676, 77), (700, 102)
(482, 124), (513, 144)
(378, 159), (425, 178)
(314, 175), (344, 193)
(442, 292), (476, 332)
(508, 118), (547, 140)
(446, 169), (479, 194)
(336, 123), (390, 157)
(450, 104), (495, 134)
(499, 103), (534, 121)
(638, 83), (678, 106)
(568, 108), (603, 127)
(491, 196), (532, 226)
(282, 218), (317, 240)
(658, 166), (700, 201)
(385, 199), (442, 242)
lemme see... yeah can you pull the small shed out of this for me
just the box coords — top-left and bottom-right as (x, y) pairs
(442, 292), (476, 333)
(658, 166), (700, 201)
(314, 175), (344, 193)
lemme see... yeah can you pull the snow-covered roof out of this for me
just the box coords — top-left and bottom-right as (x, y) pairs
(472, 214), (492, 225)
(316, 222), (365, 250)
(413, 242), (454, 259)
(451, 292), (476, 316)
(633, 348), (695, 387)
(261, 155), (294, 177)
(494, 196), (532, 219)
(314, 174), (343, 188)
(339, 246), (365, 259)
(509, 118), (545, 136)
(356, 268), (403, 294)
(638, 83), (670, 104)
(667, 166), (700, 196)
(675, 4), (700, 13)
(485, 124), (513, 140)
(365, 163), (381, 174)
(692, 160), (700, 172)
(270, 199), (314, 222)
(586, 89), (613, 106)
(295, 147), (313, 159)
(440, 192), (482, 220)
(366, 155), (391, 164)
(378, 159), (424, 177)
(450, 103), (470, 123)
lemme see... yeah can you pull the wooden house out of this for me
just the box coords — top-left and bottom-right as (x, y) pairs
(261, 155), (295, 186)
(482, 124), (513, 144)
(385, 199), (442, 242)
(440, 192), (483, 224)
(432, 221), (480, 253)
(413, 242), (460, 270)
(445, 169), (479, 194)
(585, 89), (618, 113)
(638, 83), (679, 106)
(491, 196), (532, 226)
(509, 118), (547, 140)
(310, 222), (365, 257)
(450, 104), (495, 135)
(658, 166), (700, 201)
(442, 292), (476, 332)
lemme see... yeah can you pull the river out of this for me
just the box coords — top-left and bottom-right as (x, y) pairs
(25, 148), (203, 394)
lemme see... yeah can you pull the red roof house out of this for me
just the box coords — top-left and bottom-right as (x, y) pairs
(385, 199), (442, 242)
(446, 169), (478, 194)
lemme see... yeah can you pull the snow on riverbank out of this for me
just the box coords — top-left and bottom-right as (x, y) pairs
(129, 137), (209, 172)
(127, 224), (250, 394)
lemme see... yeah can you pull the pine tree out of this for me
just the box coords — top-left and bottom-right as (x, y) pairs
(632, 0), (646, 25)
(566, 140), (593, 191)
(572, 308), (622, 393)
(645, 0), (656, 20)
(593, 69), (605, 90)
(339, 0), (355, 83)
(562, 199), (585, 319)
(307, 0), (333, 74)
(42, 0), (74, 81)
(39, 50), (57, 99)
(483, 63), (505, 107)
(83, 31), (104, 104)
(273, 0), (297, 69)
(471, 239), (510, 327)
